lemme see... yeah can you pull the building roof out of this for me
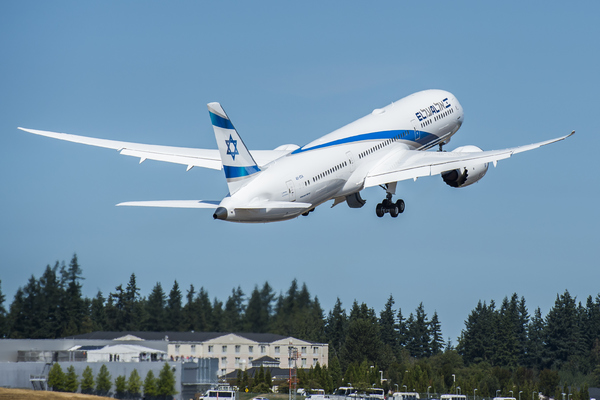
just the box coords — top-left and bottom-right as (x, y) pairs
(87, 344), (166, 355)
(65, 331), (320, 344)
(250, 356), (280, 367)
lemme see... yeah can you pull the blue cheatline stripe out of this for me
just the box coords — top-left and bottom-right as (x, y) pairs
(224, 165), (261, 179)
(291, 129), (437, 154)
(209, 112), (235, 130)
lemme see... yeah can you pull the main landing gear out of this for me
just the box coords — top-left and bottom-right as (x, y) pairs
(376, 192), (405, 218)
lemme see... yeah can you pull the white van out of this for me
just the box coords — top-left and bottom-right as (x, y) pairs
(202, 389), (237, 400)
(393, 392), (420, 400)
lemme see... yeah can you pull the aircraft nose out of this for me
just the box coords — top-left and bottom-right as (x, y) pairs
(213, 207), (228, 220)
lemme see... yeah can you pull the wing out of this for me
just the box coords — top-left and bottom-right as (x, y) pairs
(18, 127), (290, 170)
(117, 200), (221, 208)
(364, 131), (574, 188)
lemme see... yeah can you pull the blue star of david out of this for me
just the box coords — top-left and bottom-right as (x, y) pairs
(225, 134), (239, 161)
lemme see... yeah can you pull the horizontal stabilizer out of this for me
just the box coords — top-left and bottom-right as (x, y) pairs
(117, 200), (220, 208)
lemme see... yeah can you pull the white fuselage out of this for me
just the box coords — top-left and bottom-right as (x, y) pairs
(219, 89), (464, 222)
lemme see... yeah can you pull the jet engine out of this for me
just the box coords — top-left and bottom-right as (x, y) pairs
(441, 145), (488, 188)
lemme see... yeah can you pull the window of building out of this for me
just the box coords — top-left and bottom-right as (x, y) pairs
(235, 345), (241, 353)
(275, 357), (280, 362)
(249, 357), (253, 363)
(220, 368), (226, 376)
(175, 344), (180, 354)
(191, 344), (196, 354)
(221, 357), (227, 365)
(302, 358), (307, 367)
(274, 346), (280, 354)
(301, 346), (307, 354)
(260, 346), (266, 354)
(313, 347), (319, 354)
(313, 358), (318, 366)
(235, 357), (240, 367)
(208, 345), (213, 353)
(249, 346), (253, 353)
(222, 345), (227, 353)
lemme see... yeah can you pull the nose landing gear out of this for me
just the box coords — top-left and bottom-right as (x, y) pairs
(376, 193), (405, 218)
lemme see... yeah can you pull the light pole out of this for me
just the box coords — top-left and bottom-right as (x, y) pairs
(452, 375), (456, 394)
(562, 394), (565, 400)
(519, 391), (523, 400)
(474, 388), (478, 400)
(428, 386), (432, 399)
(457, 387), (461, 395)
(395, 384), (399, 393)
(510, 391), (513, 398)
(403, 385), (407, 392)
(497, 390), (501, 398)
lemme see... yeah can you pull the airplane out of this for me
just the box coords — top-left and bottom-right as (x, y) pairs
(18, 89), (574, 223)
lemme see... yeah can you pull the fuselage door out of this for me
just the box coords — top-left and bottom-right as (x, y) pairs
(346, 151), (356, 172)
(411, 119), (420, 142)
(286, 180), (296, 202)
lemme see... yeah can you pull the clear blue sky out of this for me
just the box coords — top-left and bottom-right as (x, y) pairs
(1, 1), (598, 343)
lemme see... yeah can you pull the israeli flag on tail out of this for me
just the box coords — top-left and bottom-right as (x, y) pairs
(208, 102), (261, 194)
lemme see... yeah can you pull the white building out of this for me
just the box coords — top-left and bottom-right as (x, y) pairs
(69, 331), (329, 377)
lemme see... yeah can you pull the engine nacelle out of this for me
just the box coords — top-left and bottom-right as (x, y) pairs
(441, 145), (489, 188)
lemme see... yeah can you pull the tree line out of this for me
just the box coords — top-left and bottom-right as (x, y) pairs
(1, 254), (599, 397)
(46, 362), (176, 399)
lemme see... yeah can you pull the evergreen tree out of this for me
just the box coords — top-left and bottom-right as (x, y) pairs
(143, 370), (158, 398)
(494, 299), (518, 367)
(459, 300), (497, 364)
(515, 295), (530, 365)
(260, 282), (275, 326)
(379, 295), (398, 352)
(264, 367), (272, 388)
(115, 375), (127, 399)
(127, 369), (142, 398)
(0, 280), (7, 338)
(245, 285), (268, 333)
(39, 265), (64, 338)
(48, 363), (65, 391)
(62, 254), (85, 336)
(124, 273), (142, 330)
(96, 364), (112, 396)
(81, 365), (95, 394)
(325, 298), (347, 357)
(166, 280), (183, 331)
(406, 303), (430, 358)
(106, 284), (126, 331)
(212, 298), (224, 332)
(340, 302), (382, 370)
(429, 311), (444, 355)
(396, 307), (408, 348)
(90, 291), (107, 331)
(583, 295), (600, 361)
(144, 282), (166, 331)
(182, 284), (198, 331)
(527, 307), (545, 369)
(157, 363), (178, 397)
(196, 287), (214, 331)
(545, 290), (582, 368)
(223, 286), (245, 332)
(64, 365), (79, 392)
(7, 287), (27, 338)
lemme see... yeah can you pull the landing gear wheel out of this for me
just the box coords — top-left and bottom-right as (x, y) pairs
(376, 203), (384, 217)
(396, 199), (405, 214)
(390, 205), (399, 218)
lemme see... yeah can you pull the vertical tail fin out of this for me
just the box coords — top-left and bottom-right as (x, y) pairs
(208, 102), (260, 194)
